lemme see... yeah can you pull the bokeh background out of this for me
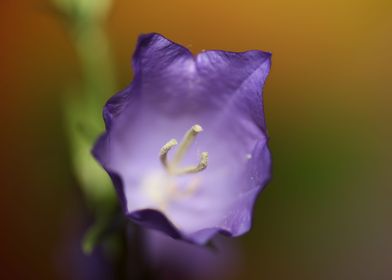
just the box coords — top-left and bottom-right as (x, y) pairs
(1, 0), (391, 279)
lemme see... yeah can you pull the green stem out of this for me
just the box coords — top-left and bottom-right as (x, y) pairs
(70, 18), (116, 123)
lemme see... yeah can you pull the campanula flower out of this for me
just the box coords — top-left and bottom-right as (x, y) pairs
(93, 33), (272, 244)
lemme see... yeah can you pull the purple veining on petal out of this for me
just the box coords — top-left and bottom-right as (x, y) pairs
(93, 33), (272, 244)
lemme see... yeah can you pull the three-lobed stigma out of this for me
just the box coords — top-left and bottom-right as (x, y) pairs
(159, 124), (208, 176)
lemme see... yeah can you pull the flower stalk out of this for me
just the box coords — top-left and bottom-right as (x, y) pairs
(53, 0), (120, 254)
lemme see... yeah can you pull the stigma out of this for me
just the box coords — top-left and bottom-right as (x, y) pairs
(159, 124), (208, 176)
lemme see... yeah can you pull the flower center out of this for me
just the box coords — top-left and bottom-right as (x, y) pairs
(142, 125), (208, 211)
(159, 124), (208, 175)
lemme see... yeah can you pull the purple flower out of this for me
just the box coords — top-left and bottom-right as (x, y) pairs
(93, 33), (271, 244)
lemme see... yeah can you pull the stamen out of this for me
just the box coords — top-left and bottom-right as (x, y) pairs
(159, 125), (208, 175)
(160, 139), (178, 170)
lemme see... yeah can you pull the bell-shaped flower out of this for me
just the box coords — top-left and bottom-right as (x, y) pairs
(93, 33), (272, 244)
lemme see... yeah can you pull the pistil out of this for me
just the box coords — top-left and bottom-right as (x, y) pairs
(159, 124), (208, 176)
(160, 139), (178, 171)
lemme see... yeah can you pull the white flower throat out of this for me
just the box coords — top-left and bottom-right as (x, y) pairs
(143, 125), (209, 210)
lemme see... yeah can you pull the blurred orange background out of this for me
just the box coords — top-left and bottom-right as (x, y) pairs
(0, 0), (391, 279)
